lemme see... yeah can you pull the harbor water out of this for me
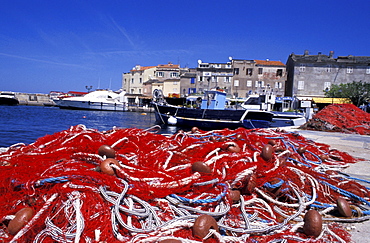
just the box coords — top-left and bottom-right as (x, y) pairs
(0, 105), (178, 148)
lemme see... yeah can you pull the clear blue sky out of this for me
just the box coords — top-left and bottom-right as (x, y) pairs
(1, 0), (369, 94)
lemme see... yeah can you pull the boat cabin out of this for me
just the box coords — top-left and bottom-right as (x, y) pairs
(201, 90), (227, 110)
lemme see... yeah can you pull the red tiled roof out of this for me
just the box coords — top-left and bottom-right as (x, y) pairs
(254, 60), (285, 66)
(131, 66), (156, 72)
(157, 63), (180, 68)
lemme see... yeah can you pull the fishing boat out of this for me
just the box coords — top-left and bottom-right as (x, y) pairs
(151, 89), (274, 130)
(54, 90), (128, 111)
(0, 92), (19, 105)
(241, 94), (307, 127)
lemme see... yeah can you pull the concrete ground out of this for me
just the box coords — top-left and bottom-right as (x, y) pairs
(284, 127), (370, 242)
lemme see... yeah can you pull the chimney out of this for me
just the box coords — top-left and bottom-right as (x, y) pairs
(304, 50), (309, 56)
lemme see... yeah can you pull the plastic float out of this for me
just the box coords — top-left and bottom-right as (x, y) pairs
(300, 104), (370, 135)
(0, 124), (369, 242)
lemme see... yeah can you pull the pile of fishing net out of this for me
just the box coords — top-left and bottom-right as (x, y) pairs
(0, 124), (369, 242)
(300, 104), (370, 135)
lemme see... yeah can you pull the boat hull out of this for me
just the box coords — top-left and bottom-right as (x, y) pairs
(0, 97), (19, 105)
(152, 103), (273, 130)
(270, 112), (307, 127)
(55, 100), (128, 112)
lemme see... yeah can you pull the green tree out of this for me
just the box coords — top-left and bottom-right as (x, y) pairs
(324, 81), (370, 106)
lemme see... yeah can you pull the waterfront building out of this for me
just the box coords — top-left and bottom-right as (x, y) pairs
(123, 63), (180, 98)
(179, 67), (197, 97)
(195, 60), (234, 95)
(285, 50), (370, 98)
(122, 65), (156, 95)
(231, 58), (286, 98)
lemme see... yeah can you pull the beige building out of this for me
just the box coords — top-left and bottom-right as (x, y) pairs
(122, 65), (156, 95)
(123, 63), (180, 97)
(231, 59), (286, 98)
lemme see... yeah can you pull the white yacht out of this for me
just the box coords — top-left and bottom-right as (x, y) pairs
(54, 90), (128, 111)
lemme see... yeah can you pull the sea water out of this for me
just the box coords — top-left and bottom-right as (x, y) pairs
(0, 105), (177, 147)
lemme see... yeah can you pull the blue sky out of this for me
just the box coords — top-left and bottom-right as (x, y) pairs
(1, 0), (369, 94)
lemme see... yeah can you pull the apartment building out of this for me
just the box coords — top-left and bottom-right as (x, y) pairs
(122, 63), (180, 97)
(285, 50), (370, 98)
(231, 58), (286, 98)
(122, 65), (156, 95)
(195, 60), (234, 94)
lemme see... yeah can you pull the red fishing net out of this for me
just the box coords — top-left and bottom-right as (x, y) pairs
(300, 104), (370, 135)
(0, 124), (368, 242)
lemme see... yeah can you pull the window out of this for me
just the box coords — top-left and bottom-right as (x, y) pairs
(326, 65), (332, 72)
(190, 78), (195, 84)
(347, 67), (353, 74)
(131, 78), (134, 84)
(173, 81), (178, 85)
(212, 77), (217, 83)
(324, 82), (331, 90)
(247, 68), (253, 76)
(255, 81), (264, 87)
(234, 68), (239, 75)
(276, 69), (283, 77)
(224, 77), (230, 83)
(298, 81), (305, 90)
(138, 89), (142, 94)
(199, 64), (209, 68)
(139, 78), (142, 83)
(188, 88), (196, 94)
(157, 72), (164, 77)
(170, 72), (179, 78)
(198, 76), (203, 82)
(299, 64), (306, 72)
(367, 67), (370, 74)
(247, 80), (252, 87)
(234, 79), (239, 87)
(275, 82), (282, 89)
(258, 68), (263, 75)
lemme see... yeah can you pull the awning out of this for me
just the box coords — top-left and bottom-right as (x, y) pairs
(312, 98), (351, 104)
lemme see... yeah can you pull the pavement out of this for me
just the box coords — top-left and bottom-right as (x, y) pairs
(284, 127), (370, 242)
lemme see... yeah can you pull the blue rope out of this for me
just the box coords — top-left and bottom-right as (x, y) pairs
(319, 180), (370, 207)
(301, 150), (322, 165)
(12, 176), (70, 189)
(344, 176), (370, 185)
(264, 178), (284, 188)
(169, 183), (228, 204)
(265, 136), (285, 140)
(35, 176), (70, 186)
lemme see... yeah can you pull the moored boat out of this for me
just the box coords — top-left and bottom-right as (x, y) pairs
(151, 89), (274, 130)
(241, 94), (307, 127)
(54, 90), (128, 112)
(0, 92), (19, 105)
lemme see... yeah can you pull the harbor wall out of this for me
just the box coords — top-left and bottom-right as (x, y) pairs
(14, 93), (54, 106)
